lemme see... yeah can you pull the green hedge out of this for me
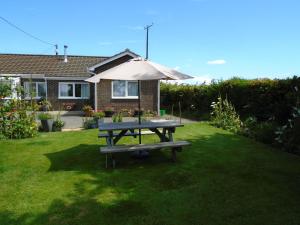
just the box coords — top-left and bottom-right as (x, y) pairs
(160, 76), (300, 123)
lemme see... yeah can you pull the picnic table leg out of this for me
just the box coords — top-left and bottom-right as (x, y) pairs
(105, 154), (108, 168)
(107, 131), (115, 168)
(168, 129), (174, 142)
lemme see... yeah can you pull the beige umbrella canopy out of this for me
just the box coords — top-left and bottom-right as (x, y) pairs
(85, 57), (193, 83)
(86, 57), (193, 145)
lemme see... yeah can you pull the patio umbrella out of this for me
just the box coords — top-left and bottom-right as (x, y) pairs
(86, 57), (193, 144)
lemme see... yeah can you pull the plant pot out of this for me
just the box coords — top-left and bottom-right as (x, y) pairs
(134, 110), (144, 117)
(104, 111), (114, 117)
(52, 125), (62, 132)
(41, 119), (53, 132)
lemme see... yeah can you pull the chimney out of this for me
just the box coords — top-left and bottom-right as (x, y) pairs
(64, 45), (68, 63)
(55, 44), (58, 55)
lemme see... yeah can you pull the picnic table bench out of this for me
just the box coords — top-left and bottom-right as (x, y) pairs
(98, 121), (190, 168)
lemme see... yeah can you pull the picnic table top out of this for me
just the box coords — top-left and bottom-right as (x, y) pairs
(98, 120), (183, 131)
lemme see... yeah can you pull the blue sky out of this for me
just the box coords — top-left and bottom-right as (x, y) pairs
(1, 0), (299, 82)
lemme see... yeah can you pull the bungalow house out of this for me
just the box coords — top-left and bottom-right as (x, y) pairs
(0, 49), (160, 113)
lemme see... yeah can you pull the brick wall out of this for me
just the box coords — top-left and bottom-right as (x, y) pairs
(94, 55), (158, 113)
(96, 80), (158, 113)
(47, 80), (94, 111)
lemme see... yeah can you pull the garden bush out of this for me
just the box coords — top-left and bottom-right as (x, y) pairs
(275, 106), (300, 153)
(161, 76), (300, 122)
(0, 81), (38, 139)
(210, 95), (242, 133)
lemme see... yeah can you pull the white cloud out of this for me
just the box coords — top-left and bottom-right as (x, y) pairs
(207, 59), (226, 65)
(173, 66), (181, 71)
(163, 75), (212, 85)
(98, 41), (112, 46)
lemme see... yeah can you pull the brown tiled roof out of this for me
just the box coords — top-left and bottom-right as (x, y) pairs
(0, 54), (108, 77)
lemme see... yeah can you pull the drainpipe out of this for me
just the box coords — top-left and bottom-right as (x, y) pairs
(87, 68), (98, 111)
(94, 82), (97, 111)
(157, 80), (160, 116)
(45, 77), (48, 101)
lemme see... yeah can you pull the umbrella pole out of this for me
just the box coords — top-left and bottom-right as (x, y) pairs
(138, 80), (142, 144)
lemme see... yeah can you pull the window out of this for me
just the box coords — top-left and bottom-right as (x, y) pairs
(58, 82), (90, 99)
(24, 82), (46, 98)
(112, 80), (138, 98)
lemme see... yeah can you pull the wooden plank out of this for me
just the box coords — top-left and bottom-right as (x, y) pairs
(150, 128), (169, 142)
(100, 141), (191, 154)
(99, 121), (183, 131)
(113, 129), (129, 145)
(98, 130), (157, 138)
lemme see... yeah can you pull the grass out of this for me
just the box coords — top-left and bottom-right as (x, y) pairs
(0, 122), (300, 225)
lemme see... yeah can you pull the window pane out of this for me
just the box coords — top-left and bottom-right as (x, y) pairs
(113, 81), (126, 97)
(81, 84), (89, 98)
(60, 84), (73, 97)
(75, 84), (81, 97)
(128, 81), (138, 96)
(24, 82), (31, 97)
(24, 82), (36, 97)
(37, 83), (46, 97)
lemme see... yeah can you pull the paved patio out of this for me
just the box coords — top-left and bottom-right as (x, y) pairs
(60, 115), (196, 130)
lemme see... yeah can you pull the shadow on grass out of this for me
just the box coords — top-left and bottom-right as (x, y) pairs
(45, 143), (176, 172)
(3, 131), (300, 225)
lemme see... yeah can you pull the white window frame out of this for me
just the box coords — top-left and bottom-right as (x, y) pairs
(24, 81), (47, 99)
(111, 80), (138, 99)
(58, 82), (90, 99)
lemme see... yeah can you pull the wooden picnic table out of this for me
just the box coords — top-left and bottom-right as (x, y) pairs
(99, 121), (184, 146)
(98, 121), (189, 168)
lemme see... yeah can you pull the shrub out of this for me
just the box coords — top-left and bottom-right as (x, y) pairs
(104, 106), (115, 117)
(252, 121), (278, 144)
(52, 113), (64, 132)
(0, 83), (38, 139)
(160, 76), (300, 122)
(242, 116), (258, 138)
(93, 111), (105, 119)
(112, 113), (123, 123)
(275, 106), (300, 153)
(82, 117), (97, 129)
(38, 113), (53, 120)
(82, 105), (93, 117)
(210, 96), (242, 133)
(38, 98), (52, 111)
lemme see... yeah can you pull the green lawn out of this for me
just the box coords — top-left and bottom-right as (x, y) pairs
(1, 123), (300, 225)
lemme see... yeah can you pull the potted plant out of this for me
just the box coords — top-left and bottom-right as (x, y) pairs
(82, 105), (93, 117)
(82, 117), (97, 129)
(38, 98), (52, 111)
(52, 113), (65, 132)
(112, 112), (123, 123)
(93, 111), (105, 126)
(134, 107), (144, 117)
(104, 106), (115, 117)
(38, 113), (54, 132)
(120, 108), (131, 117)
